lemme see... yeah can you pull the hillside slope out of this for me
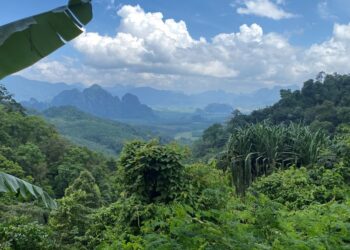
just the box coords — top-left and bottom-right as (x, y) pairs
(41, 106), (155, 155)
(229, 74), (350, 133)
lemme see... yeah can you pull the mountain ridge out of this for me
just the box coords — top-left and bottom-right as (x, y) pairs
(4, 76), (299, 111)
(50, 85), (155, 120)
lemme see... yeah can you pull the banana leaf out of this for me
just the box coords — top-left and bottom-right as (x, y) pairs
(0, 0), (93, 79)
(0, 172), (57, 209)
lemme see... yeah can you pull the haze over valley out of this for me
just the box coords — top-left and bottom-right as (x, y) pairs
(2, 75), (298, 152)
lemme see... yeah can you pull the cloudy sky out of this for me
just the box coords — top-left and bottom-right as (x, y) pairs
(2, 0), (350, 93)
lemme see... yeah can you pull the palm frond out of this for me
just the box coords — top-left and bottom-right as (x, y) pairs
(0, 0), (93, 79)
(0, 172), (57, 209)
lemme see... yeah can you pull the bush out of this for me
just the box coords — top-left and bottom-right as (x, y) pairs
(0, 216), (55, 250)
(250, 165), (347, 209)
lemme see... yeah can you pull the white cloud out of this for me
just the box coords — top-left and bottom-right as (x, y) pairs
(21, 59), (98, 85)
(95, 0), (121, 11)
(117, 5), (194, 49)
(317, 1), (338, 20)
(73, 5), (237, 78)
(303, 23), (350, 75)
(19, 6), (350, 93)
(236, 0), (295, 20)
(72, 6), (298, 85)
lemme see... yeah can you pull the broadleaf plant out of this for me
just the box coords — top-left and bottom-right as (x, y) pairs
(0, 0), (93, 79)
(0, 172), (57, 209)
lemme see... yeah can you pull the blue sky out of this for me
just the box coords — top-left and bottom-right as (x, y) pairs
(2, 0), (350, 93)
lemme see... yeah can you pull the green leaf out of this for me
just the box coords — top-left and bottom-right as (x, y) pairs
(0, 0), (93, 79)
(0, 172), (57, 209)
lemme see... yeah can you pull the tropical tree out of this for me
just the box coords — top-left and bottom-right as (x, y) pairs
(119, 140), (186, 203)
(0, 85), (24, 113)
(49, 170), (101, 247)
(65, 170), (102, 208)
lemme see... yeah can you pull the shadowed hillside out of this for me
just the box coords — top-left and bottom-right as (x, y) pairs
(40, 106), (156, 155)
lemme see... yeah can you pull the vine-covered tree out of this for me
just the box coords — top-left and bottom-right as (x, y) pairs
(119, 140), (186, 203)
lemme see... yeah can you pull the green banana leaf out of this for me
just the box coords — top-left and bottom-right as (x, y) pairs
(0, 0), (93, 79)
(0, 172), (57, 209)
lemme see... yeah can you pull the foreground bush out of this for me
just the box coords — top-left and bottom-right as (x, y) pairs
(0, 216), (55, 250)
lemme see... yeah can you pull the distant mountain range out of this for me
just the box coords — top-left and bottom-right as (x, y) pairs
(23, 84), (155, 120)
(106, 85), (299, 111)
(2, 75), (299, 111)
(197, 103), (233, 115)
(2, 75), (83, 101)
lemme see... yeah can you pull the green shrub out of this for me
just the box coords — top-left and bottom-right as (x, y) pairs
(0, 216), (55, 250)
(250, 165), (347, 209)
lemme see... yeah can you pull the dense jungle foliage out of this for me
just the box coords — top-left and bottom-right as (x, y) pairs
(1, 75), (350, 249)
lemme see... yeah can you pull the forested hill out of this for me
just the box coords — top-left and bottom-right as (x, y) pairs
(0, 84), (116, 203)
(193, 73), (350, 159)
(40, 106), (156, 155)
(231, 74), (350, 132)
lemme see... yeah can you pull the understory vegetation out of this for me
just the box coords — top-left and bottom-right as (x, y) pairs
(1, 75), (350, 249)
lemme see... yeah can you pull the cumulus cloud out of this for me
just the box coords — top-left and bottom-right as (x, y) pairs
(71, 5), (299, 86)
(20, 59), (98, 85)
(73, 5), (234, 78)
(19, 5), (350, 92)
(303, 23), (350, 74)
(236, 0), (295, 20)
